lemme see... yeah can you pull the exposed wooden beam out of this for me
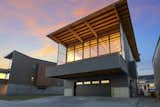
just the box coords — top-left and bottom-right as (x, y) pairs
(85, 21), (98, 38)
(91, 15), (118, 26)
(93, 19), (118, 29)
(89, 9), (116, 23)
(113, 6), (120, 20)
(52, 36), (66, 46)
(69, 29), (83, 43)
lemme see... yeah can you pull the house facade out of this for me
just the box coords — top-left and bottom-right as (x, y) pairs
(153, 36), (160, 98)
(137, 75), (155, 96)
(46, 0), (140, 97)
(0, 51), (64, 95)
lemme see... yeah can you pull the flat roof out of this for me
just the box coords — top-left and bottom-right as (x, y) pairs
(47, 0), (140, 61)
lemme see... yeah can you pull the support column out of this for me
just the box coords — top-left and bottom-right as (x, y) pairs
(111, 87), (129, 98)
(64, 80), (74, 96)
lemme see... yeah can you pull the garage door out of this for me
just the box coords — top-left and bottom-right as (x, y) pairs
(75, 80), (111, 96)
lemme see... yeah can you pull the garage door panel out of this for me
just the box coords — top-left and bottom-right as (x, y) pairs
(75, 84), (111, 96)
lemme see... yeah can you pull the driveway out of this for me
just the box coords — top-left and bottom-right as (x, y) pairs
(0, 96), (159, 107)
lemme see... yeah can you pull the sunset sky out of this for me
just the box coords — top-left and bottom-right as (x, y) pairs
(0, 0), (160, 75)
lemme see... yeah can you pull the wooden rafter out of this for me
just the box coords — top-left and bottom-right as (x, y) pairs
(51, 36), (66, 46)
(69, 29), (83, 43)
(85, 21), (98, 38)
(113, 6), (120, 21)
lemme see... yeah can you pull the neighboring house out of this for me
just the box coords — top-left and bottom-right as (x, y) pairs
(153, 36), (160, 98)
(137, 75), (155, 96)
(1, 50), (63, 95)
(0, 69), (10, 95)
(46, 0), (140, 97)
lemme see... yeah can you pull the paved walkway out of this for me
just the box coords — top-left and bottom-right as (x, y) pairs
(0, 96), (160, 107)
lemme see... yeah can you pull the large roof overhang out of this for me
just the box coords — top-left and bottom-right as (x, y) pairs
(47, 0), (140, 61)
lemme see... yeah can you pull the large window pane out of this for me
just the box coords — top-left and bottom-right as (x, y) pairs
(84, 42), (90, 59)
(0, 73), (7, 80)
(75, 44), (82, 61)
(67, 47), (74, 62)
(91, 39), (97, 57)
(98, 36), (109, 55)
(110, 33), (121, 53)
(57, 44), (66, 65)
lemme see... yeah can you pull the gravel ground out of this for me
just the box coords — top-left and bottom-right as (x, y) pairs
(0, 96), (159, 107)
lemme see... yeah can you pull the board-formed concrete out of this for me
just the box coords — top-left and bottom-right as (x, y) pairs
(6, 84), (64, 95)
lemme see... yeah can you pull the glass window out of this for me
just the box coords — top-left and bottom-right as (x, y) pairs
(90, 39), (97, 57)
(92, 81), (100, 84)
(76, 82), (83, 85)
(66, 32), (121, 63)
(84, 41), (90, 59)
(75, 44), (82, 61)
(58, 44), (66, 65)
(110, 33), (121, 53)
(0, 73), (7, 80)
(84, 81), (91, 85)
(98, 36), (109, 55)
(101, 80), (110, 84)
(67, 47), (74, 62)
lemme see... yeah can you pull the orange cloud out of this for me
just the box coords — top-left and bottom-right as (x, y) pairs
(0, 58), (10, 69)
(72, 0), (119, 18)
(24, 20), (68, 37)
(31, 44), (57, 58)
(73, 7), (93, 18)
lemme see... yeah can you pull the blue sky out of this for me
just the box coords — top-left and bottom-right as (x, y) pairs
(0, 0), (160, 75)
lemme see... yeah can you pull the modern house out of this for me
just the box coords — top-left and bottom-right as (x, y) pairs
(46, 0), (140, 97)
(153, 36), (160, 98)
(0, 50), (64, 95)
(137, 75), (155, 96)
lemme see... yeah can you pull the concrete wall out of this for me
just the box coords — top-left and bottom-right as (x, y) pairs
(111, 87), (129, 98)
(6, 84), (64, 95)
(64, 80), (75, 96)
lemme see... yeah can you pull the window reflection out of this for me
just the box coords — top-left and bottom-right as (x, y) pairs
(67, 47), (74, 62)
(66, 33), (121, 63)
(98, 36), (109, 55)
(110, 33), (121, 53)
(90, 39), (97, 57)
(0, 73), (9, 80)
(75, 44), (82, 61)
(84, 42), (90, 59)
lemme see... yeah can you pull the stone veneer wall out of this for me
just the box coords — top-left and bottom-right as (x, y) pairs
(6, 84), (64, 95)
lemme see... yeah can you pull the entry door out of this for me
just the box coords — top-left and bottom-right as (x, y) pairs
(75, 80), (111, 96)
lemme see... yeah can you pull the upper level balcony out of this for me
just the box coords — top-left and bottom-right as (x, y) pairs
(46, 53), (128, 79)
